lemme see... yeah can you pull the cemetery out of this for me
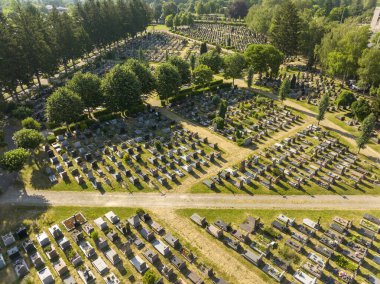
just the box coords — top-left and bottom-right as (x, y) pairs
(192, 124), (380, 195)
(180, 208), (380, 284)
(170, 88), (301, 147)
(26, 109), (224, 192)
(175, 23), (266, 51)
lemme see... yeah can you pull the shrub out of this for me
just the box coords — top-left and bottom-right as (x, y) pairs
(143, 270), (160, 284)
(90, 231), (99, 240)
(213, 116), (225, 130)
(53, 126), (67, 136)
(278, 246), (300, 264)
(154, 140), (163, 151)
(236, 138), (244, 146)
(12, 105), (33, 119)
(21, 117), (41, 130)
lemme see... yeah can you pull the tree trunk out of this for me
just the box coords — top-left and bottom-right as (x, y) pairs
(35, 72), (42, 89)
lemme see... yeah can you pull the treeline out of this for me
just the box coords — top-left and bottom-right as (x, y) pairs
(0, 0), (151, 99)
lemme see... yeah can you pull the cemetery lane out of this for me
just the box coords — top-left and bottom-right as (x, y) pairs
(2, 189), (380, 209)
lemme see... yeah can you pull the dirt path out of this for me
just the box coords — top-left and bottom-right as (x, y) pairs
(152, 209), (265, 284)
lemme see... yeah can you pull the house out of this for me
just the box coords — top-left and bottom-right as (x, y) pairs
(206, 225), (223, 239)
(191, 213), (206, 227)
(152, 239), (170, 256)
(49, 224), (63, 240)
(104, 248), (121, 265)
(37, 232), (50, 247)
(0, 254), (6, 269)
(128, 215), (141, 228)
(170, 255), (186, 271)
(94, 217), (108, 231)
(92, 257), (109, 275)
(242, 250), (263, 266)
(37, 267), (54, 284)
(164, 234), (180, 248)
(2, 232), (16, 247)
(140, 228), (154, 241)
(130, 255), (148, 274)
(105, 211), (120, 224)
(53, 258), (69, 277)
(142, 248), (159, 264)
(240, 216), (260, 233)
(79, 241), (96, 258)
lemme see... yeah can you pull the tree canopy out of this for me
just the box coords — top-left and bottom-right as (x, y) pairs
(244, 44), (284, 77)
(0, 148), (30, 172)
(155, 63), (182, 101)
(168, 56), (191, 84)
(316, 94), (329, 125)
(192, 64), (213, 86)
(12, 129), (44, 150)
(223, 53), (246, 85)
(123, 59), (156, 94)
(198, 50), (223, 73)
(351, 98), (372, 122)
(356, 113), (375, 153)
(336, 91), (356, 108)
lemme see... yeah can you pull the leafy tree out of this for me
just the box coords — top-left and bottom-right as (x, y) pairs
(246, 4), (274, 35)
(66, 72), (103, 115)
(0, 148), (30, 172)
(198, 50), (223, 73)
(143, 270), (160, 284)
(13, 129), (44, 150)
(316, 94), (329, 125)
(351, 98), (372, 122)
(213, 116), (225, 130)
(195, 1), (206, 14)
(326, 51), (354, 80)
(155, 63), (181, 102)
(269, 0), (301, 56)
(168, 56), (191, 84)
(165, 14), (174, 28)
(12, 106), (33, 119)
(124, 59), (156, 94)
(336, 91), (356, 108)
(227, 0), (248, 19)
(358, 48), (380, 87)
(153, 3), (162, 22)
(102, 65), (142, 114)
(247, 67), (254, 88)
(223, 53), (246, 85)
(372, 89), (380, 119)
(192, 64), (213, 86)
(21, 117), (41, 130)
(244, 44), (284, 78)
(45, 87), (84, 125)
(162, 1), (178, 17)
(356, 113), (375, 153)
(200, 42), (208, 55)
(278, 78), (290, 103)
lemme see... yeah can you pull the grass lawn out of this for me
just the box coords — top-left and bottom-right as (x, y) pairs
(147, 24), (169, 31)
(176, 208), (380, 284)
(289, 98), (319, 113)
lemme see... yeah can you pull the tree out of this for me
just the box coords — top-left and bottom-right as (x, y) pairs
(218, 99), (228, 119)
(244, 44), (284, 78)
(0, 148), (30, 172)
(192, 64), (213, 86)
(21, 117), (41, 130)
(351, 98), (372, 122)
(143, 270), (160, 284)
(213, 116), (224, 130)
(165, 14), (174, 28)
(45, 88), (84, 126)
(278, 78), (290, 103)
(246, 4), (274, 35)
(198, 50), (223, 73)
(195, 1), (206, 14)
(358, 48), (380, 87)
(168, 56), (191, 84)
(66, 72), (103, 115)
(124, 59), (156, 94)
(326, 51), (354, 80)
(223, 53), (246, 85)
(269, 0), (301, 56)
(153, 3), (162, 23)
(200, 42), (208, 55)
(227, 0), (248, 19)
(162, 1), (178, 17)
(155, 63), (181, 102)
(316, 94), (329, 125)
(356, 113), (375, 153)
(102, 64), (143, 114)
(12, 129), (44, 150)
(247, 67), (254, 88)
(336, 91), (356, 108)
(372, 90), (380, 119)
(190, 53), (196, 71)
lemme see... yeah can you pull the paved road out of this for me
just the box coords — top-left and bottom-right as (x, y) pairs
(2, 189), (380, 209)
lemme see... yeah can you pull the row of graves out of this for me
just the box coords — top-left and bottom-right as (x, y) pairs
(200, 124), (380, 193)
(120, 32), (187, 63)
(0, 211), (227, 283)
(43, 110), (223, 192)
(170, 88), (300, 147)
(190, 212), (380, 284)
(175, 23), (266, 51)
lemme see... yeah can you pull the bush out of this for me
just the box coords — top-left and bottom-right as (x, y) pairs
(12, 105), (33, 119)
(90, 231), (99, 240)
(213, 116), (224, 130)
(53, 126), (67, 136)
(21, 117), (41, 130)
(236, 138), (244, 146)
(93, 108), (111, 118)
(97, 112), (121, 122)
(143, 270), (160, 284)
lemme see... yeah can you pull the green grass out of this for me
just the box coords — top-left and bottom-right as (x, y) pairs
(147, 24), (169, 31)
(289, 98), (319, 113)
